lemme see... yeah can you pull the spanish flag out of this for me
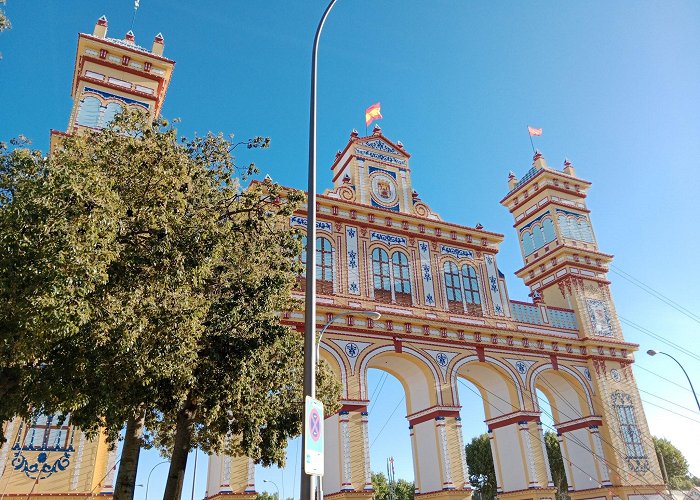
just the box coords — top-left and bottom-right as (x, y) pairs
(365, 102), (383, 127)
(527, 126), (542, 136)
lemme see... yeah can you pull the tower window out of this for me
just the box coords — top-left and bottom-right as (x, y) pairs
(443, 262), (483, 316)
(298, 236), (334, 294)
(391, 251), (412, 306)
(100, 102), (123, 128)
(372, 248), (392, 303)
(612, 391), (646, 460)
(75, 96), (101, 128)
(461, 265), (481, 315)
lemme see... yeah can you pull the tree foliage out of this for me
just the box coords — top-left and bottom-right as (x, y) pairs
(371, 472), (414, 500)
(465, 434), (497, 500)
(653, 436), (694, 490)
(0, 1), (9, 32)
(544, 431), (569, 500)
(0, 111), (340, 500)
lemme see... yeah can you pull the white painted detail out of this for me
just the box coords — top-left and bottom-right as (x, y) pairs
(330, 339), (372, 374)
(71, 432), (86, 490)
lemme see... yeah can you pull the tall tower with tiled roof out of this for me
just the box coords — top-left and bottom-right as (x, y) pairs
(502, 152), (663, 499)
(50, 15), (174, 148)
(0, 16), (175, 500)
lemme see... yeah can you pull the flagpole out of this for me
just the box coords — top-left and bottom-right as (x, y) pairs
(527, 126), (535, 154)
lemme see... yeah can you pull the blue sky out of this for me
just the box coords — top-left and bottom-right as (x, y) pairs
(2, 0), (700, 497)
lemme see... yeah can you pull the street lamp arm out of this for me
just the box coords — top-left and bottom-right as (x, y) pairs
(647, 350), (700, 412)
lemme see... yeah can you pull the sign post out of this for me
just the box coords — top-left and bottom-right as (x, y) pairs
(304, 396), (324, 476)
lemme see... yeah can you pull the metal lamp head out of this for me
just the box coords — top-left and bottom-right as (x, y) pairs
(646, 349), (658, 356)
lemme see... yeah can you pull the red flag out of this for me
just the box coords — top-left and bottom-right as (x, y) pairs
(528, 126), (542, 136)
(365, 102), (383, 127)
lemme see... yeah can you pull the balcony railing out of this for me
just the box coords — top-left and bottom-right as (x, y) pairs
(510, 300), (577, 331)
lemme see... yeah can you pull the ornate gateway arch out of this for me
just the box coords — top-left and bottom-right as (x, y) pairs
(206, 128), (666, 500)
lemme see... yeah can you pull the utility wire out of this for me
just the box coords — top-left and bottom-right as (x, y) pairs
(369, 396), (404, 448)
(634, 365), (694, 393)
(619, 317), (700, 363)
(611, 265), (700, 325)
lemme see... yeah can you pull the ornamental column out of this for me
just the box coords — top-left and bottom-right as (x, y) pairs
(407, 406), (470, 499)
(322, 401), (373, 500)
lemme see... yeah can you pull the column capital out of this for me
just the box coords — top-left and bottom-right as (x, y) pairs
(486, 410), (540, 431)
(406, 405), (461, 426)
(338, 399), (369, 413)
(554, 415), (603, 434)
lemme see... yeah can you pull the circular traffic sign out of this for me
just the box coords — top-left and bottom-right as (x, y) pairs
(309, 408), (322, 442)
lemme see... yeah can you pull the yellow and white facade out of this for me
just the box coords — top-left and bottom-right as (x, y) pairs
(2, 17), (667, 500)
(0, 17), (174, 500)
(207, 130), (666, 500)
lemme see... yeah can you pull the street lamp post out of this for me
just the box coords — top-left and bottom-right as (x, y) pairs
(263, 479), (280, 500)
(145, 461), (169, 500)
(646, 349), (700, 412)
(301, 2), (341, 500)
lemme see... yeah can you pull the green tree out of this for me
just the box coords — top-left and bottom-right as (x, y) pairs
(0, 112), (340, 500)
(256, 492), (278, 500)
(465, 434), (497, 500)
(371, 472), (414, 500)
(0, 0), (9, 32)
(544, 431), (569, 500)
(653, 436), (694, 490)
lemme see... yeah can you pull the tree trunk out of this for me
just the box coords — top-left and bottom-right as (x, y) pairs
(113, 411), (145, 500)
(162, 397), (196, 500)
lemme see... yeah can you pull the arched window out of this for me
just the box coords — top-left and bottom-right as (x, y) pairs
(392, 251), (412, 306)
(521, 230), (535, 255)
(461, 265), (481, 315)
(298, 235), (334, 294)
(76, 96), (100, 128)
(580, 219), (594, 242)
(532, 224), (545, 249)
(317, 237), (334, 294)
(443, 262), (463, 313)
(372, 248), (392, 303)
(543, 218), (555, 243)
(100, 102), (123, 128)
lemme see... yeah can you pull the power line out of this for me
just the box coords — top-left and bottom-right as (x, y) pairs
(610, 265), (700, 325)
(634, 364), (694, 393)
(619, 316), (700, 364)
(370, 396), (404, 448)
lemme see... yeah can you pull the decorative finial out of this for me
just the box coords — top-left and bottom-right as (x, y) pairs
(508, 170), (516, 179)
(475, 223), (484, 230)
(125, 30), (135, 43)
(397, 141), (404, 149)
(350, 129), (359, 138)
(154, 32), (164, 43)
(264, 174), (273, 182)
(335, 150), (342, 158)
(373, 124), (382, 134)
(562, 158), (575, 176)
(342, 174), (351, 184)
(563, 158), (571, 167)
(530, 290), (543, 304)
(94, 16), (109, 38)
(533, 149), (542, 161)
(412, 190), (420, 200)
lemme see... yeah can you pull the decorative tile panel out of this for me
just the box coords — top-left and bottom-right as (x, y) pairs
(418, 241), (436, 306)
(290, 215), (332, 233)
(484, 255), (505, 316)
(345, 226), (361, 295)
(370, 231), (406, 247)
(440, 245), (474, 259)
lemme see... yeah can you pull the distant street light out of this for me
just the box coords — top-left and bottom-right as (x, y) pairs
(646, 349), (700, 412)
(263, 479), (280, 500)
(145, 461), (169, 500)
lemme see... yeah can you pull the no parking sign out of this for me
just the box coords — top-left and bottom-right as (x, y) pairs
(304, 396), (324, 476)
